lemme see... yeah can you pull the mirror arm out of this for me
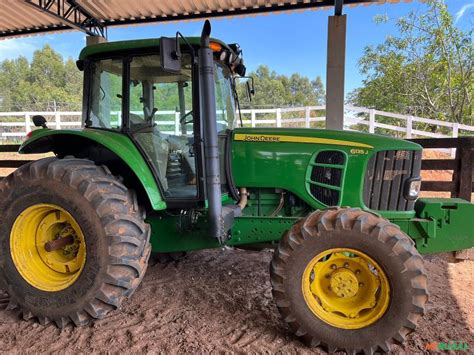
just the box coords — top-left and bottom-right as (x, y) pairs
(175, 32), (196, 64)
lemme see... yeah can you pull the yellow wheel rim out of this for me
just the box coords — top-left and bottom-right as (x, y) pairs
(10, 204), (86, 292)
(302, 248), (390, 330)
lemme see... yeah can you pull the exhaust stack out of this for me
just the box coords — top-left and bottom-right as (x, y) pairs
(199, 20), (224, 241)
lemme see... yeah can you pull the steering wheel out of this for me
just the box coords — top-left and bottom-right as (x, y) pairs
(179, 110), (194, 125)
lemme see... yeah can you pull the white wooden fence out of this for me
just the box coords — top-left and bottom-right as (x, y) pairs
(1, 106), (473, 140)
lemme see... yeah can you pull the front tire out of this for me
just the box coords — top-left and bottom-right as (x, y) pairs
(270, 208), (428, 354)
(0, 157), (151, 327)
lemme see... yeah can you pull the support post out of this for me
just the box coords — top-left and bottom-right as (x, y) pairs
(305, 107), (311, 128)
(452, 123), (460, 158)
(86, 36), (107, 46)
(25, 114), (31, 134)
(325, 14), (347, 130)
(178, 81), (187, 134)
(406, 115), (413, 138)
(453, 143), (473, 201)
(276, 108), (282, 128)
(55, 112), (61, 129)
(369, 109), (375, 134)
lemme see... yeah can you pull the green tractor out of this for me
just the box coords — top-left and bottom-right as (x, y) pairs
(0, 21), (472, 353)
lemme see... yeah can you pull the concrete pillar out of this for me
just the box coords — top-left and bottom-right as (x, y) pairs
(86, 36), (107, 46)
(326, 15), (346, 130)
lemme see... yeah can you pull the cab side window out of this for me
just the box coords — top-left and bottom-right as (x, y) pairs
(89, 59), (123, 129)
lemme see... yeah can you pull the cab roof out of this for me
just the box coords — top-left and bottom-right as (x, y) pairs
(79, 37), (230, 60)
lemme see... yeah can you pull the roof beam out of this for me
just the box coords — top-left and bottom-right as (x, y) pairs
(22, 0), (105, 37)
(1, 0), (379, 39)
(98, 0), (352, 27)
(334, 0), (344, 16)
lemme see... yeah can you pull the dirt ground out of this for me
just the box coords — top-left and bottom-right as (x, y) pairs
(0, 249), (472, 353)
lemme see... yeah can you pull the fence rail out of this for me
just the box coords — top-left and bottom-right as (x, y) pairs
(410, 137), (474, 201)
(1, 106), (473, 141)
(1, 106), (473, 199)
(345, 106), (474, 139)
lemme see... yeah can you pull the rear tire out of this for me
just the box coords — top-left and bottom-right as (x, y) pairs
(0, 157), (151, 327)
(270, 208), (428, 354)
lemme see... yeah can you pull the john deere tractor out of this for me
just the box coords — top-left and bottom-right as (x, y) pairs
(0, 21), (472, 353)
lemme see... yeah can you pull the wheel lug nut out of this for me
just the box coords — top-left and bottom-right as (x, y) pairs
(359, 282), (364, 287)
(331, 264), (337, 270)
(344, 262), (349, 268)
(355, 270), (361, 275)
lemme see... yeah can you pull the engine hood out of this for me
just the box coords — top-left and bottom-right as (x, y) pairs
(230, 127), (421, 212)
(232, 127), (421, 152)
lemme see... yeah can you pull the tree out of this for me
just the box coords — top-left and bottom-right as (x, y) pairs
(237, 65), (325, 108)
(0, 47), (325, 112)
(0, 45), (82, 111)
(349, 0), (472, 125)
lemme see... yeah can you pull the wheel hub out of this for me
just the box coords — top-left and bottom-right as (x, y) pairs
(37, 211), (83, 275)
(303, 248), (390, 329)
(10, 204), (86, 292)
(329, 268), (359, 298)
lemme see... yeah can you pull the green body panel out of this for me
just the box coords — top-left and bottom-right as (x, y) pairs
(19, 128), (166, 210)
(231, 127), (419, 218)
(147, 212), (219, 252)
(147, 198), (474, 254)
(393, 198), (474, 254)
(147, 212), (298, 253)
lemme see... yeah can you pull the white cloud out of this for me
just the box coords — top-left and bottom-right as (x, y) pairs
(455, 3), (474, 24)
(0, 38), (38, 61)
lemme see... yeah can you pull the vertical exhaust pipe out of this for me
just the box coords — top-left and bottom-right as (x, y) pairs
(199, 20), (224, 241)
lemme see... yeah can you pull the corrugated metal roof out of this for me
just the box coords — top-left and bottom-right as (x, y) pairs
(1, 0), (403, 39)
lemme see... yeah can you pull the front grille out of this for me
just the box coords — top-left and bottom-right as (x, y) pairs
(363, 150), (422, 211)
(308, 151), (346, 206)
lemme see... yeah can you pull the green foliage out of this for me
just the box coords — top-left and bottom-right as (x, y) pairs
(349, 0), (473, 125)
(0, 46), (325, 116)
(0, 45), (82, 111)
(237, 65), (325, 108)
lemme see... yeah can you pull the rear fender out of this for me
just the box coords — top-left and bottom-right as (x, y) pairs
(20, 128), (166, 211)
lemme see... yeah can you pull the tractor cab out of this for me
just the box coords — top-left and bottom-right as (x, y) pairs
(77, 23), (246, 240)
(81, 37), (240, 202)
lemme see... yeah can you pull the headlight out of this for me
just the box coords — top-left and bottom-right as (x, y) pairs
(404, 177), (421, 200)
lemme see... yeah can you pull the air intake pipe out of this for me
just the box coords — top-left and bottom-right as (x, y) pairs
(199, 20), (224, 241)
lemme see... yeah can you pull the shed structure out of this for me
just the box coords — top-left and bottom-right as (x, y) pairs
(0, 0), (403, 129)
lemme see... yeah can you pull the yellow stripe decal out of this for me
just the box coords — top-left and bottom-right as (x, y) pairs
(234, 134), (373, 149)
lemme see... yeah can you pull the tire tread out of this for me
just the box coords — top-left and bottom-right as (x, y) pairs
(270, 207), (428, 354)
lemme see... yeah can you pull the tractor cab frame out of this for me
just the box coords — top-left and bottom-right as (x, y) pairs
(78, 23), (244, 240)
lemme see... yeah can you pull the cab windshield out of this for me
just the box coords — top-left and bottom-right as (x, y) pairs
(87, 53), (236, 199)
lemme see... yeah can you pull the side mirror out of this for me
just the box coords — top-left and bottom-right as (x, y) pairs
(233, 76), (255, 104)
(160, 37), (181, 74)
(32, 115), (48, 129)
(241, 76), (255, 102)
(246, 80), (255, 101)
(76, 59), (84, 71)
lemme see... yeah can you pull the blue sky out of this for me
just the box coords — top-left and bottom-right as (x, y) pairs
(0, 0), (472, 94)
